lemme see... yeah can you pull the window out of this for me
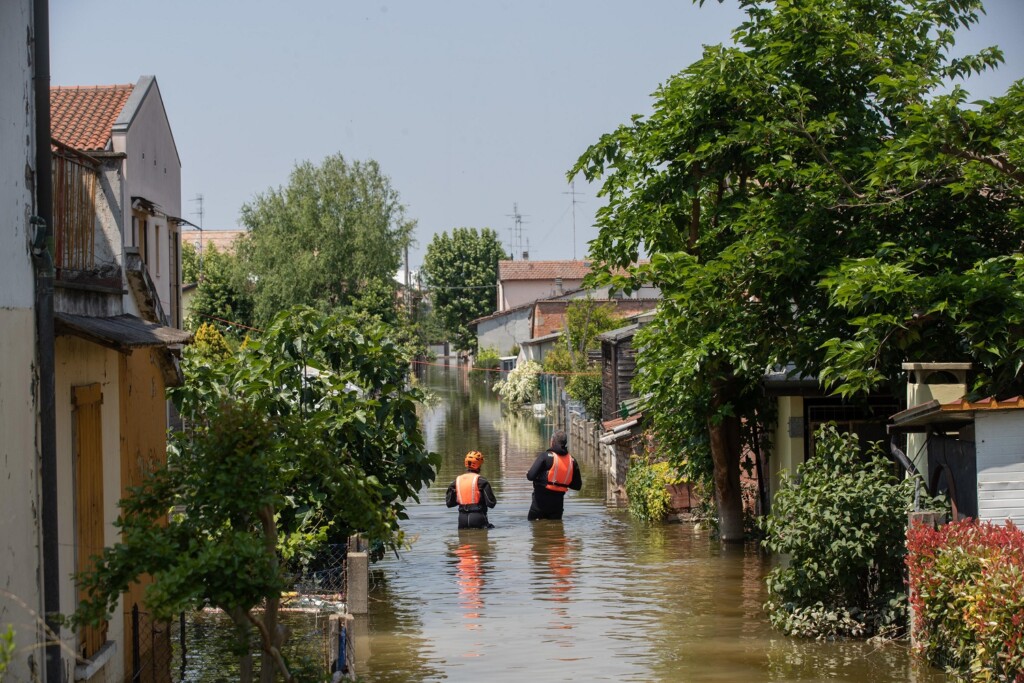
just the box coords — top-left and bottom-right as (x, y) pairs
(154, 223), (161, 276)
(138, 217), (148, 264)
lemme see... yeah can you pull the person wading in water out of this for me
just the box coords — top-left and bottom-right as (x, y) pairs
(446, 450), (497, 529)
(526, 431), (582, 521)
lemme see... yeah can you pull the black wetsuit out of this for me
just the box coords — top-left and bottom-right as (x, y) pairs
(446, 471), (497, 529)
(526, 448), (582, 521)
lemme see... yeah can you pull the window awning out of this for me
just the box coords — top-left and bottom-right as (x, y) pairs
(55, 312), (192, 352)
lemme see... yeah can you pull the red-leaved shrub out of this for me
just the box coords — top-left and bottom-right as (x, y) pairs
(906, 519), (1024, 681)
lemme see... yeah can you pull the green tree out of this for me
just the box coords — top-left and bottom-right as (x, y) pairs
(184, 242), (254, 333)
(572, 0), (1021, 540)
(238, 153), (415, 326)
(72, 306), (438, 683)
(422, 227), (507, 352)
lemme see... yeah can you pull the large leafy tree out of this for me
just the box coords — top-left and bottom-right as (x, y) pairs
(238, 153), (415, 326)
(422, 227), (507, 352)
(182, 241), (255, 333)
(572, 0), (1022, 540)
(73, 306), (438, 682)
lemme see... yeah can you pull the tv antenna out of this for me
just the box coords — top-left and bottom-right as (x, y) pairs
(507, 202), (530, 260)
(562, 181), (585, 260)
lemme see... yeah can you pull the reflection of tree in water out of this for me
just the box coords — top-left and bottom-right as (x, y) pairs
(179, 609), (330, 682)
(497, 408), (547, 455)
(361, 568), (444, 683)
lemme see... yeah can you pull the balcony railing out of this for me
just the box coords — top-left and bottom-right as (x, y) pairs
(52, 149), (98, 277)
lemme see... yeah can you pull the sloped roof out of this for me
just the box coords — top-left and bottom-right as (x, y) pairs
(55, 313), (192, 350)
(890, 395), (1024, 432)
(498, 260), (591, 281)
(51, 84), (134, 151)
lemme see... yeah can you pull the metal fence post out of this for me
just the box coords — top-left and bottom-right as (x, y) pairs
(131, 603), (140, 682)
(180, 611), (187, 680)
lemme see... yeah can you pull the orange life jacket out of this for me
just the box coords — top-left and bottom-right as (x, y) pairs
(456, 472), (481, 505)
(545, 452), (574, 492)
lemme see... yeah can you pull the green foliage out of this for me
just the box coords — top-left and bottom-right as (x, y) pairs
(494, 360), (541, 405)
(625, 457), (681, 523)
(566, 373), (602, 419)
(72, 306), (438, 680)
(906, 519), (1024, 680)
(422, 227), (506, 352)
(239, 153), (414, 327)
(571, 0), (1022, 539)
(191, 322), (232, 360)
(475, 347), (501, 371)
(0, 625), (13, 681)
(761, 425), (916, 639)
(184, 242), (254, 333)
(542, 347), (573, 374)
(562, 298), (619, 362)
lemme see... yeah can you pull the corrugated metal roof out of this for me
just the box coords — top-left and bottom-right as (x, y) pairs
(56, 313), (192, 351)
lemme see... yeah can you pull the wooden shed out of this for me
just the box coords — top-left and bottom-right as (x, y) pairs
(599, 323), (639, 422)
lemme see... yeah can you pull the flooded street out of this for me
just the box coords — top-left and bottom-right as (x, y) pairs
(354, 366), (947, 682)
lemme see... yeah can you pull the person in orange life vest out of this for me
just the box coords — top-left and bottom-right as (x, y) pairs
(446, 450), (497, 529)
(526, 430), (582, 521)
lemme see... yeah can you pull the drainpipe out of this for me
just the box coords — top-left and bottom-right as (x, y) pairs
(31, 1), (62, 681)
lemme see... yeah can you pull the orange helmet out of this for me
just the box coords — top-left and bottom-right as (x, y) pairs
(464, 450), (484, 470)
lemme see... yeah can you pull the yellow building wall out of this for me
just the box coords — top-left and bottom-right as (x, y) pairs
(54, 336), (125, 681)
(769, 396), (805, 508)
(118, 348), (171, 680)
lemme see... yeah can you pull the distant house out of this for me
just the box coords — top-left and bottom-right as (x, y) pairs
(472, 291), (658, 359)
(181, 228), (247, 256)
(496, 259), (659, 312)
(47, 75), (190, 680)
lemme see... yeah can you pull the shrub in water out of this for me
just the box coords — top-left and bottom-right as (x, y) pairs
(475, 346), (501, 371)
(761, 424), (916, 639)
(625, 455), (682, 523)
(906, 519), (1024, 681)
(494, 360), (541, 405)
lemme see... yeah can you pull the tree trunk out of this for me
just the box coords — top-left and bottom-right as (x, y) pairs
(708, 381), (745, 542)
(256, 505), (293, 683)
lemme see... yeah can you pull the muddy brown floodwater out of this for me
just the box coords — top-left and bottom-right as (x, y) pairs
(352, 365), (948, 682)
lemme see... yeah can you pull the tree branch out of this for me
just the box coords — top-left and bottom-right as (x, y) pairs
(942, 146), (1024, 185)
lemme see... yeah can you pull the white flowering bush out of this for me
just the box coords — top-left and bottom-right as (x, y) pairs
(494, 360), (541, 405)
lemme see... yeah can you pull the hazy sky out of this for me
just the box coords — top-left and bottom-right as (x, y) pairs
(51, 1), (1023, 267)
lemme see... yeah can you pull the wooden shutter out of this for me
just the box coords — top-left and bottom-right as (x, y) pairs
(73, 383), (107, 659)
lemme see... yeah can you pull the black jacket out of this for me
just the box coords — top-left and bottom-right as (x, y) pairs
(526, 450), (582, 495)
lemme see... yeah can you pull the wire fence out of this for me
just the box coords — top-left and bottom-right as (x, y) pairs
(127, 605), (182, 683)
(290, 543), (348, 598)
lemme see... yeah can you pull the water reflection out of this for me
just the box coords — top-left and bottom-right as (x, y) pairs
(357, 366), (948, 683)
(450, 531), (493, 637)
(529, 521), (579, 639)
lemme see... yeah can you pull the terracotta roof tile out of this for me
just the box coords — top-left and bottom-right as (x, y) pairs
(498, 260), (592, 281)
(50, 84), (134, 151)
(942, 395), (1024, 412)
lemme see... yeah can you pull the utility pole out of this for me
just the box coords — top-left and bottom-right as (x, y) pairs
(563, 181), (584, 260)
